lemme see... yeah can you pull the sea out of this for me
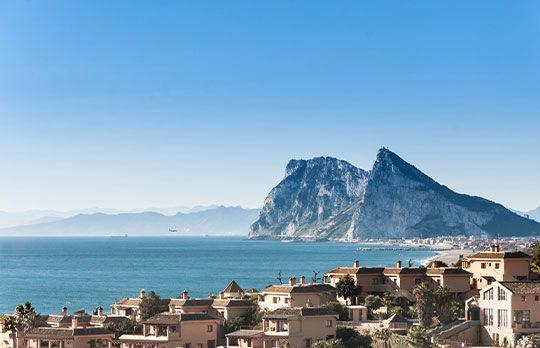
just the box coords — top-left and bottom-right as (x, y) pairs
(0, 236), (437, 315)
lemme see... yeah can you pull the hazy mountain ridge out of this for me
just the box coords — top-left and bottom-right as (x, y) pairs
(0, 206), (260, 236)
(249, 148), (540, 240)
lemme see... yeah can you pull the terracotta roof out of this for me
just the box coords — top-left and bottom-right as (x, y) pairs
(226, 330), (263, 338)
(212, 299), (256, 308)
(223, 280), (243, 293)
(264, 307), (336, 320)
(327, 267), (384, 275)
(263, 284), (336, 294)
(116, 298), (142, 306)
(26, 327), (113, 337)
(90, 316), (130, 325)
(46, 315), (92, 324)
(246, 288), (259, 293)
(143, 313), (216, 325)
(426, 268), (471, 275)
(465, 251), (531, 260)
(499, 281), (540, 294)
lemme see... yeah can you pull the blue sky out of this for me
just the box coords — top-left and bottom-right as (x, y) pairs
(1, 1), (539, 212)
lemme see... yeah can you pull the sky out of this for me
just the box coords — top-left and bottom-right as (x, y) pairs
(0, 1), (539, 213)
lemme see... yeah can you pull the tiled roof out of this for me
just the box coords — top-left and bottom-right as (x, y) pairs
(90, 316), (130, 325)
(264, 307), (336, 319)
(426, 268), (471, 275)
(226, 330), (263, 338)
(263, 284), (336, 294)
(25, 327), (113, 337)
(327, 267), (384, 275)
(212, 299), (255, 308)
(223, 280), (243, 293)
(143, 312), (216, 325)
(384, 313), (411, 324)
(466, 251), (531, 260)
(46, 315), (92, 324)
(500, 281), (540, 294)
(116, 298), (171, 307)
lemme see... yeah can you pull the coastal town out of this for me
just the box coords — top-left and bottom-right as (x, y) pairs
(3, 241), (540, 348)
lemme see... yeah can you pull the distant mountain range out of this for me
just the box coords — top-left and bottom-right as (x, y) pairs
(0, 205), (220, 229)
(527, 207), (540, 222)
(0, 206), (260, 237)
(249, 148), (540, 240)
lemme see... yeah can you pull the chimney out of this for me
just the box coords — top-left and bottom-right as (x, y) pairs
(396, 260), (402, 268)
(182, 290), (188, 300)
(72, 317), (78, 329)
(97, 306), (103, 316)
(139, 289), (146, 298)
(300, 276), (306, 285)
(353, 260), (359, 267)
(289, 277), (297, 286)
(169, 304), (175, 313)
(61, 307), (68, 316)
(219, 291), (225, 299)
(490, 244), (500, 252)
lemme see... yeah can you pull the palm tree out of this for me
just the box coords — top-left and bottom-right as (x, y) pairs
(434, 286), (453, 324)
(375, 328), (392, 348)
(406, 326), (431, 348)
(1, 315), (17, 348)
(412, 282), (434, 327)
(15, 302), (38, 333)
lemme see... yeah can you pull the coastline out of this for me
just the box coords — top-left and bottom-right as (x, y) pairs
(424, 248), (475, 265)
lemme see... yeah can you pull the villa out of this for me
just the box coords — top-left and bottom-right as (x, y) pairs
(257, 278), (337, 311)
(461, 244), (533, 290)
(21, 318), (114, 348)
(467, 280), (540, 347)
(324, 260), (472, 304)
(226, 307), (338, 348)
(118, 312), (220, 348)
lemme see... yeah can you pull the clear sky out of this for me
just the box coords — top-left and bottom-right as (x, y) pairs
(1, 1), (539, 212)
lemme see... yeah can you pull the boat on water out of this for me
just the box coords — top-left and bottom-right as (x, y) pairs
(111, 234), (128, 238)
(169, 228), (178, 233)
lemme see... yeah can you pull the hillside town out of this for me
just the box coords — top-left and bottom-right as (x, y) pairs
(3, 243), (540, 348)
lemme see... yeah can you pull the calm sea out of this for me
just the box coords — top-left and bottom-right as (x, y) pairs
(0, 237), (436, 315)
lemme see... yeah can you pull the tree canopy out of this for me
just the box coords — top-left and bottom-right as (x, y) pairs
(139, 291), (162, 320)
(336, 274), (362, 304)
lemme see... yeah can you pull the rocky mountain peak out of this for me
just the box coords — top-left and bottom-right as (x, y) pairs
(250, 148), (540, 240)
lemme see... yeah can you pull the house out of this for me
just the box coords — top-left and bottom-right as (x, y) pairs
(472, 280), (540, 347)
(118, 312), (220, 348)
(258, 278), (337, 311)
(111, 290), (172, 320)
(226, 307), (338, 348)
(461, 244), (532, 290)
(21, 318), (114, 348)
(324, 260), (472, 304)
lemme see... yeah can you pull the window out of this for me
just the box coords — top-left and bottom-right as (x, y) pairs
(483, 288), (493, 300)
(484, 308), (493, 326)
(185, 344), (191, 348)
(498, 309), (508, 328)
(326, 320), (333, 328)
(207, 325), (213, 332)
(522, 296), (526, 302)
(273, 297), (278, 304)
(495, 263), (500, 269)
(415, 279), (421, 285)
(381, 278), (386, 284)
(436, 279), (441, 285)
(197, 344), (203, 348)
(277, 321), (286, 332)
(498, 287), (507, 301)
(284, 298), (289, 304)
(371, 278), (378, 284)
(536, 296), (539, 301)
(306, 339), (312, 348)
(247, 339), (252, 347)
(481, 263), (486, 269)
(208, 340), (215, 348)
(271, 341), (277, 348)
(487, 280), (492, 285)
(89, 340), (96, 348)
(515, 310), (530, 323)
